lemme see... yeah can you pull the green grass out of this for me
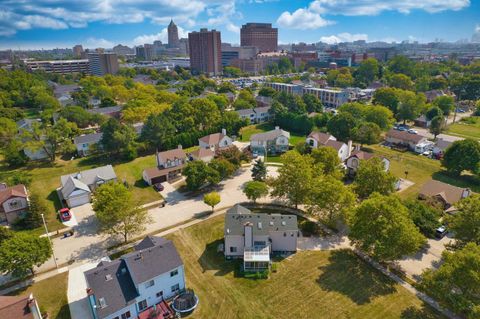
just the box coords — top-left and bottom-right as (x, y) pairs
(166, 215), (444, 319)
(0, 153), (162, 232)
(7, 272), (71, 319)
(239, 123), (306, 145)
(368, 145), (480, 199)
(446, 117), (480, 140)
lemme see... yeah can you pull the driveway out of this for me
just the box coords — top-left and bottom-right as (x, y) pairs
(297, 235), (350, 251)
(63, 203), (96, 227)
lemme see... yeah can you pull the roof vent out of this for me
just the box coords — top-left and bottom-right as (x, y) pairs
(269, 221), (274, 226)
(258, 222), (262, 229)
(105, 274), (112, 281)
(281, 221), (286, 226)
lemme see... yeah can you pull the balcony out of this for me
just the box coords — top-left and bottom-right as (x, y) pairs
(137, 300), (175, 319)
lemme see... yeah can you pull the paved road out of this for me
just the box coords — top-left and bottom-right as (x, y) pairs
(414, 111), (472, 139)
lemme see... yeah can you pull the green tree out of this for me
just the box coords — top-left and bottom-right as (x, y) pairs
(251, 159), (267, 181)
(271, 151), (314, 208)
(404, 200), (441, 238)
(258, 87), (277, 98)
(419, 243), (480, 319)
(388, 73), (414, 90)
(0, 117), (17, 148)
(303, 93), (323, 113)
(0, 227), (13, 244)
(0, 233), (52, 277)
(353, 157), (397, 198)
(388, 55), (415, 77)
(447, 194), (480, 246)
(310, 147), (343, 179)
(433, 95), (455, 116)
(6, 171), (32, 187)
(217, 82), (237, 94)
(183, 161), (221, 191)
(204, 192), (221, 213)
(141, 113), (175, 150)
(364, 105), (394, 130)
(191, 98), (221, 130)
(15, 193), (44, 230)
(353, 122), (382, 146)
(100, 97), (116, 108)
(442, 139), (480, 175)
(223, 66), (242, 78)
(326, 113), (357, 142)
(92, 183), (151, 243)
(425, 106), (443, 121)
(243, 181), (269, 204)
(2, 140), (28, 167)
(307, 176), (356, 227)
(355, 58), (379, 86)
(208, 158), (236, 179)
(397, 90), (426, 123)
(100, 118), (138, 159)
(349, 193), (426, 261)
(373, 87), (399, 114)
(429, 115), (444, 139)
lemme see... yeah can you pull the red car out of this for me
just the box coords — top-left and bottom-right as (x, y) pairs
(58, 208), (72, 222)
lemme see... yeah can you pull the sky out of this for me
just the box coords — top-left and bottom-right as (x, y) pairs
(0, 0), (479, 50)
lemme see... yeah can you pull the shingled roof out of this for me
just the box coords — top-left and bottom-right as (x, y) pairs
(0, 184), (27, 205)
(0, 295), (35, 319)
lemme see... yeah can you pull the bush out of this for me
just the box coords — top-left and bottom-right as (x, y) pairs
(244, 269), (269, 279)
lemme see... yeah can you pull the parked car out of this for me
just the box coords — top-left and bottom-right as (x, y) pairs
(153, 183), (164, 192)
(435, 225), (448, 239)
(252, 151), (259, 159)
(407, 129), (418, 134)
(58, 208), (72, 222)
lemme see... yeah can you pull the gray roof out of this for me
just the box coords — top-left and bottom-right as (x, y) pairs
(224, 205), (298, 236)
(134, 236), (169, 251)
(84, 259), (138, 319)
(236, 108), (255, 116)
(123, 237), (183, 285)
(254, 106), (271, 114)
(250, 128), (290, 142)
(61, 176), (91, 198)
(61, 165), (117, 189)
(53, 84), (79, 97)
(87, 106), (122, 115)
(73, 132), (103, 145)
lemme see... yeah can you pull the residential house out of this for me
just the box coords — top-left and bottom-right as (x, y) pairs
(432, 135), (463, 158)
(345, 150), (390, 177)
(74, 132), (103, 157)
(256, 95), (272, 107)
(16, 119), (50, 160)
(52, 83), (80, 107)
(414, 115), (431, 128)
(385, 129), (428, 151)
(253, 106), (272, 123)
(250, 126), (290, 155)
(87, 106), (122, 118)
(58, 165), (117, 207)
(143, 146), (187, 185)
(198, 129), (233, 151)
(419, 180), (471, 213)
(189, 148), (215, 163)
(0, 184), (29, 225)
(423, 90), (447, 103)
(224, 205), (298, 272)
(0, 294), (42, 319)
(306, 131), (352, 161)
(85, 236), (185, 319)
(236, 108), (256, 123)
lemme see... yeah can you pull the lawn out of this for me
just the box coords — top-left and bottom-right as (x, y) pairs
(446, 117), (480, 140)
(240, 123), (306, 145)
(368, 145), (480, 199)
(7, 272), (71, 319)
(166, 215), (443, 319)
(0, 153), (162, 232)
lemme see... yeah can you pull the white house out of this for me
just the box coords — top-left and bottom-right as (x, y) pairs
(250, 126), (290, 155)
(224, 205), (298, 272)
(306, 131), (352, 162)
(0, 184), (29, 225)
(74, 132), (103, 157)
(85, 236), (185, 319)
(58, 165), (117, 207)
(198, 129), (233, 151)
(385, 129), (428, 151)
(236, 108), (256, 123)
(345, 150), (390, 176)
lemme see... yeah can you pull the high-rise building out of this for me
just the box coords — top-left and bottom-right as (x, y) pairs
(168, 20), (180, 48)
(144, 44), (155, 61)
(87, 52), (119, 76)
(188, 28), (222, 76)
(112, 44), (134, 56)
(73, 45), (83, 58)
(240, 23), (278, 52)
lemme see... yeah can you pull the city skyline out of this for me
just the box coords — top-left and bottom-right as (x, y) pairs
(0, 0), (479, 50)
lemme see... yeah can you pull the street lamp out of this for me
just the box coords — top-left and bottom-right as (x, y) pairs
(41, 213), (58, 270)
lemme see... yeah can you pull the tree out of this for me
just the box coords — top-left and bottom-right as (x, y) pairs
(364, 106), (394, 130)
(243, 181), (269, 204)
(0, 117), (17, 148)
(6, 171), (32, 187)
(217, 82), (237, 94)
(303, 93), (323, 113)
(433, 95), (455, 116)
(251, 159), (267, 181)
(208, 158), (236, 179)
(419, 243), (480, 319)
(425, 106), (443, 121)
(271, 151), (315, 208)
(191, 98), (221, 130)
(223, 66), (242, 78)
(15, 193), (44, 230)
(141, 113), (175, 150)
(183, 161), (220, 191)
(349, 193), (426, 261)
(216, 146), (245, 168)
(388, 74), (414, 90)
(373, 87), (399, 114)
(93, 183), (151, 243)
(2, 140), (28, 167)
(307, 176), (356, 228)
(442, 139), (480, 175)
(326, 113), (357, 142)
(0, 233), (52, 277)
(310, 147), (343, 179)
(353, 122), (382, 146)
(404, 200), (441, 238)
(0, 227), (13, 244)
(355, 58), (379, 86)
(429, 115), (444, 139)
(100, 97), (116, 108)
(353, 157), (397, 198)
(204, 192), (221, 213)
(258, 87), (277, 98)
(447, 194), (480, 246)
(396, 90), (426, 123)
(388, 55), (415, 78)
(101, 118), (138, 159)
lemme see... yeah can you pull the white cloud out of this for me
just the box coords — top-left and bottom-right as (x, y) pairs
(320, 32), (368, 44)
(475, 24), (480, 33)
(84, 37), (114, 49)
(277, 7), (334, 30)
(133, 26), (189, 45)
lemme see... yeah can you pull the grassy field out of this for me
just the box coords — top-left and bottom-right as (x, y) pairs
(0, 153), (162, 231)
(7, 272), (71, 319)
(166, 215), (443, 319)
(240, 123), (306, 145)
(446, 117), (480, 140)
(368, 145), (480, 199)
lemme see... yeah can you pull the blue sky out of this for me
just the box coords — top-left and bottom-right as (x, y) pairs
(0, 0), (478, 49)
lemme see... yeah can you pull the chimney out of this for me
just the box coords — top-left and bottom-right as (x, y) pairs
(462, 188), (471, 198)
(221, 128), (227, 136)
(178, 144), (182, 150)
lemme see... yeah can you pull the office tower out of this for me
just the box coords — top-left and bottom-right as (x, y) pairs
(168, 19), (180, 48)
(240, 23), (278, 52)
(73, 45), (83, 58)
(88, 52), (119, 76)
(144, 44), (155, 61)
(188, 28), (222, 76)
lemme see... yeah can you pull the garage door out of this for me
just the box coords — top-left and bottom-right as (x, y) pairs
(68, 194), (90, 208)
(151, 175), (167, 184)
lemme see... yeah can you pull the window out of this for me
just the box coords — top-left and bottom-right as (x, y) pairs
(82, 143), (88, 148)
(121, 311), (131, 319)
(254, 241), (265, 246)
(230, 246), (237, 253)
(138, 300), (147, 311)
(170, 269), (178, 277)
(171, 284), (180, 293)
(8, 200), (20, 209)
(156, 291), (163, 298)
(145, 280), (154, 288)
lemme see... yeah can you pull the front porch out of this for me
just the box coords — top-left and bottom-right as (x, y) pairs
(243, 246), (270, 272)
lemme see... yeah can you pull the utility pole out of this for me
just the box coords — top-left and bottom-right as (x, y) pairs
(41, 214), (58, 270)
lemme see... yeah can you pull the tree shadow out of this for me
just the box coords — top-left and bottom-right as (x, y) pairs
(197, 239), (238, 277)
(47, 190), (63, 210)
(316, 250), (396, 305)
(400, 305), (443, 319)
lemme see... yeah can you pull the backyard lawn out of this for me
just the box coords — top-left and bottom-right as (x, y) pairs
(240, 123), (306, 145)
(166, 215), (443, 319)
(0, 153), (162, 231)
(7, 272), (71, 319)
(446, 117), (480, 140)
